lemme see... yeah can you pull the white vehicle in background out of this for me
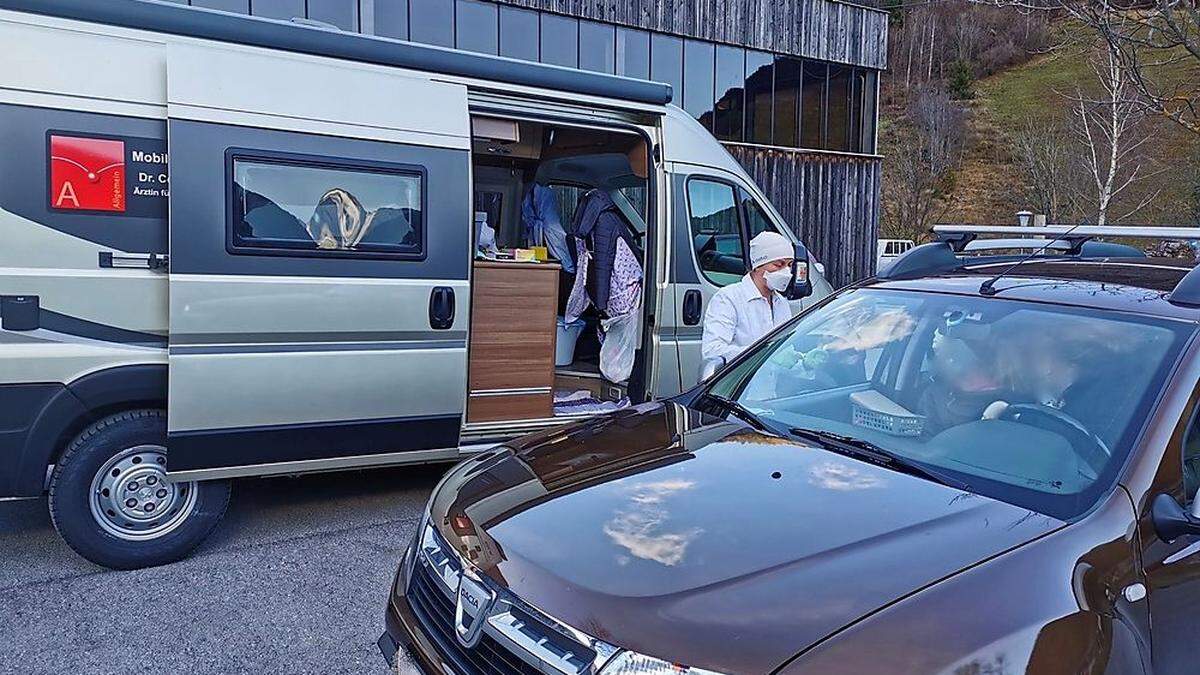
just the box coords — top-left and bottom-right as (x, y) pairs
(877, 238), (915, 274)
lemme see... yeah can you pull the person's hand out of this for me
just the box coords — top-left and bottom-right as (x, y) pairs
(768, 345), (801, 369)
(982, 400), (1010, 420)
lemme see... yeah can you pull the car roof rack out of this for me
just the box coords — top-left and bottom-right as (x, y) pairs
(879, 224), (1200, 307)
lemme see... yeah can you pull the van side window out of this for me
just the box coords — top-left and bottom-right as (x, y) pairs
(230, 154), (424, 258)
(743, 196), (776, 239)
(687, 178), (745, 286)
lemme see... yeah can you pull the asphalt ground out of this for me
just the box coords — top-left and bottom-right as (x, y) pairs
(0, 464), (451, 675)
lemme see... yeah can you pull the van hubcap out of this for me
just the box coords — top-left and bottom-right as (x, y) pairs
(89, 445), (198, 541)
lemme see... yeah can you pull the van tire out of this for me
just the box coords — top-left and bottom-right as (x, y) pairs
(48, 409), (231, 570)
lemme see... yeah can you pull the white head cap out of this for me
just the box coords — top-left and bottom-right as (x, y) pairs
(749, 231), (794, 269)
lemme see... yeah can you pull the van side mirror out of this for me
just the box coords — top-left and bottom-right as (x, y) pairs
(786, 242), (813, 300)
(1151, 492), (1200, 543)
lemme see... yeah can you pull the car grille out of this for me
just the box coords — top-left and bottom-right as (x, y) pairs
(407, 561), (543, 675)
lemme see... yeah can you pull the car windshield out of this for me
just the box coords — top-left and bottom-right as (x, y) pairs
(706, 289), (1193, 519)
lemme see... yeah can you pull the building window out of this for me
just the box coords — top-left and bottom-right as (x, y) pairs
(744, 50), (773, 145)
(229, 154), (425, 259)
(374, 0), (409, 39)
(540, 14), (579, 68)
(773, 57), (801, 148)
(687, 178), (745, 286)
(306, 0), (358, 30)
(856, 69), (878, 154)
(713, 45), (744, 142)
(801, 61), (827, 150)
(616, 27), (650, 80)
(826, 65), (852, 152)
(250, 0), (303, 21)
(499, 6), (538, 61)
(579, 21), (615, 73)
(455, 0), (498, 54)
(410, 0), (454, 47)
(650, 34), (683, 104)
(683, 40), (715, 129)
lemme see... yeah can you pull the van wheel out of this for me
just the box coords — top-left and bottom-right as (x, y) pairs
(48, 409), (231, 570)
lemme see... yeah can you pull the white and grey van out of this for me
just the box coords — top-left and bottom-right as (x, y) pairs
(0, 0), (832, 569)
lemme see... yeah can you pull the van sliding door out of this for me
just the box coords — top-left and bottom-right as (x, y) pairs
(164, 44), (472, 477)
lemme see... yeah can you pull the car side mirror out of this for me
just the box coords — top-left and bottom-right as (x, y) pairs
(1151, 492), (1200, 543)
(786, 242), (813, 300)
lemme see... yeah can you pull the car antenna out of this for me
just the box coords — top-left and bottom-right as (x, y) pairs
(978, 220), (1088, 297)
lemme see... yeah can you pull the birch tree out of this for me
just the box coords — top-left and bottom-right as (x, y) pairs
(1070, 42), (1159, 225)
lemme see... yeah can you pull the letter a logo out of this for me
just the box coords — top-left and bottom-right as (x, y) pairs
(55, 181), (80, 208)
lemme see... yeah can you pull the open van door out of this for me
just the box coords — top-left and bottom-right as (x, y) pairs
(164, 44), (473, 478)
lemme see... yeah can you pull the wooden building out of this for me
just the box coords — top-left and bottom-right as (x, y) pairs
(177, 0), (888, 284)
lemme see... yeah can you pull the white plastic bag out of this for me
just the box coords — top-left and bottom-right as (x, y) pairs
(599, 307), (640, 383)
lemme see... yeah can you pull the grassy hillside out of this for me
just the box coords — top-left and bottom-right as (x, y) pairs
(932, 34), (1200, 229)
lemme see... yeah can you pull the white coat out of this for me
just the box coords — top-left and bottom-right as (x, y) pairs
(701, 273), (793, 364)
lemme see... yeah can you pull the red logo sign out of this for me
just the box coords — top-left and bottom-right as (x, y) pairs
(49, 135), (126, 212)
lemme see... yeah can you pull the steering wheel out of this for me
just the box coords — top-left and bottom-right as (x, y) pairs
(998, 403), (1111, 477)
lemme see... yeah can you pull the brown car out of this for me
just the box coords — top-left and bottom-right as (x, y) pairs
(381, 227), (1200, 674)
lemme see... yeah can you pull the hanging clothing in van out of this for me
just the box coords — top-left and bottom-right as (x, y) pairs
(569, 189), (640, 315)
(521, 183), (573, 272)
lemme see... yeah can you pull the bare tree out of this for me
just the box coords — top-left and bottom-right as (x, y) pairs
(1069, 41), (1160, 224)
(1012, 116), (1083, 221)
(883, 86), (968, 241)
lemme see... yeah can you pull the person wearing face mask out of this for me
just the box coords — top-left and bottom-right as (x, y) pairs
(701, 231), (796, 366)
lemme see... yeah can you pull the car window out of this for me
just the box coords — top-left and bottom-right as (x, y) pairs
(708, 288), (1191, 520)
(548, 183), (586, 230)
(687, 178), (745, 286)
(1184, 407), (1200, 504)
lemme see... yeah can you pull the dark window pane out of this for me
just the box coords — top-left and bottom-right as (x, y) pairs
(305, 0), (357, 30)
(499, 6), (538, 61)
(801, 61), (827, 149)
(683, 40), (715, 128)
(826, 65), (852, 151)
(860, 70), (878, 153)
(688, 179), (745, 286)
(192, 0), (248, 12)
(251, 0), (304, 20)
(650, 34), (683, 104)
(616, 27), (650, 80)
(579, 21), (615, 73)
(455, 0), (498, 54)
(773, 57), (801, 148)
(745, 50), (773, 144)
(231, 157), (423, 256)
(713, 45), (744, 142)
(540, 14), (579, 68)
(374, 0), (409, 39)
(410, 0), (453, 46)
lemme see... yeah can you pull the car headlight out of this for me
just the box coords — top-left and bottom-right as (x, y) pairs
(599, 650), (726, 675)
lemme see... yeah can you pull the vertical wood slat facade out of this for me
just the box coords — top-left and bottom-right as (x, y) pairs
(727, 146), (882, 285)
(488, 0), (888, 68)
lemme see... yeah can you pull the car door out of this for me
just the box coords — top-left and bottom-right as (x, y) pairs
(1140, 393), (1200, 671)
(164, 44), (472, 476)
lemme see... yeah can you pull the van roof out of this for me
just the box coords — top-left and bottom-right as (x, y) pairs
(1, 0), (674, 107)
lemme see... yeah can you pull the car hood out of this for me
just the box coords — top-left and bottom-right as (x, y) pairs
(430, 401), (1065, 673)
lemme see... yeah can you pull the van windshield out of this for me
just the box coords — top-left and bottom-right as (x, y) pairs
(706, 289), (1192, 519)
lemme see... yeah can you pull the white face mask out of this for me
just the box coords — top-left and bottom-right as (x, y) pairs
(764, 267), (793, 292)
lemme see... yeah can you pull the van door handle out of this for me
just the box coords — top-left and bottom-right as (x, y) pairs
(429, 287), (455, 330)
(682, 289), (702, 326)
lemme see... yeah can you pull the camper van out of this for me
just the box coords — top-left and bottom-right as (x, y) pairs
(0, 0), (832, 569)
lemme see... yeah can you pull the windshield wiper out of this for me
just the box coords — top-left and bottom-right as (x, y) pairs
(700, 394), (784, 437)
(788, 426), (971, 492)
